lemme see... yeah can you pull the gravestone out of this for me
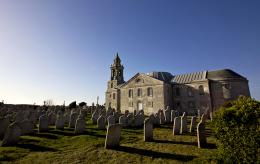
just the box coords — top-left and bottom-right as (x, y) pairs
(197, 117), (207, 148)
(69, 112), (78, 128)
(124, 110), (129, 117)
(97, 115), (106, 129)
(154, 113), (160, 125)
(173, 117), (181, 135)
(0, 117), (10, 139)
(47, 112), (56, 126)
(126, 113), (133, 126)
(189, 116), (197, 133)
(119, 115), (127, 127)
(91, 110), (99, 124)
(107, 115), (115, 126)
(164, 107), (171, 123)
(1, 122), (21, 146)
(180, 112), (188, 134)
(105, 124), (122, 149)
(75, 116), (85, 134)
(134, 112), (144, 127)
(56, 114), (65, 130)
(15, 112), (24, 123)
(39, 115), (49, 132)
(148, 114), (156, 125)
(159, 110), (165, 124)
(19, 119), (34, 135)
(171, 110), (176, 123)
(64, 112), (70, 125)
(144, 118), (153, 142)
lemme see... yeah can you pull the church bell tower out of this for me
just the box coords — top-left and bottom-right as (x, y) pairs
(105, 53), (124, 110)
(110, 53), (124, 84)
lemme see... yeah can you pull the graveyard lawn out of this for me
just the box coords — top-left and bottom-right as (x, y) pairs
(0, 117), (217, 163)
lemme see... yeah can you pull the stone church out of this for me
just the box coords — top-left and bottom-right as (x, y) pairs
(105, 54), (250, 115)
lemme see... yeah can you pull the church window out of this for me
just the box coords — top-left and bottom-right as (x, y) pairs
(222, 83), (232, 99)
(128, 101), (133, 107)
(175, 88), (180, 96)
(111, 83), (113, 88)
(148, 101), (153, 107)
(199, 85), (205, 95)
(147, 87), (153, 97)
(137, 88), (142, 97)
(113, 93), (116, 99)
(187, 87), (194, 97)
(128, 89), (133, 98)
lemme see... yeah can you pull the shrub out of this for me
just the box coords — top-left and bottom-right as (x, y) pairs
(212, 96), (260, 163)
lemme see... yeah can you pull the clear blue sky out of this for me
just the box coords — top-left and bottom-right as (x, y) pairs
(0, 0), (259, 105)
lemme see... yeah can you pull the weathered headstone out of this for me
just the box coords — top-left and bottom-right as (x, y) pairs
(197, 117), (207, 148)
(148, 114), (156, 125)
(19, 119), (34, 135)
(126, 113), (133, 126)
(64, 112), (70, 125)
(55, 114), (65, 130)
(47, 112), (56, 126)
(159, 109), (165, 124)
(0, 117), (10, 139)
(173, 117), (181, 135)
(105, 124), (122, 149)
(144, 118), (153, 141)
(164, 107), (171, 123)
(154, 113), (160, 125)
(75, 116), (85, 134)
(38, 115), (49, 132)
(1, 122), (21, 146)
(180, 112), (188, 134)
(189, 116), (197, 133)
(107, 115), (115, 126)
(119, 115), (127, 127)
(91, 110), (99, 124)
(69, 112), (78, 128)
(171, 110), (176, 123)
(97, 115), (106, 129)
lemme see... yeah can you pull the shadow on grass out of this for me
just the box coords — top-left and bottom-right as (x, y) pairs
(153, 139), (197, 146)
(30, 133), (59, 139)
(153, 139), (217, 149)
(116, 146), (196, 161)
(16, 143), (57, 152)
(51, 130), (75, 136)
(84, 131), (106, 138)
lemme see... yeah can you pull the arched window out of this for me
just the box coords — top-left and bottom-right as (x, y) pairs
(199, 85), (204, 95)
(113, 93), (116, 99)
(187, 87), (194, 97)
(223, 83), (231, 99)
(137, 88), (142, 97)
(128, 89), (133, 98)
(147, 87), (153, 97)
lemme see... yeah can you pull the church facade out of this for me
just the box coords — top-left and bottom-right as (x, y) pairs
(105, 54), (250, 115)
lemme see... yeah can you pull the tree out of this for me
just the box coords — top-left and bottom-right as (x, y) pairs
(44, 99), (54, 106)
(212, 96), (260, 163)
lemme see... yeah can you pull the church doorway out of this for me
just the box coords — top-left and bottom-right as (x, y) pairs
(137, 102), (143, 111)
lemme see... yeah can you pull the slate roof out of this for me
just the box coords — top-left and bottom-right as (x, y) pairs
(207, 69), (246, 80)
(146, 72), (173, 83)
(171, 71), (207, 84)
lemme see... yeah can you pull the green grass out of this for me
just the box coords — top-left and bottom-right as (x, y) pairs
(0, 117), (218, 164)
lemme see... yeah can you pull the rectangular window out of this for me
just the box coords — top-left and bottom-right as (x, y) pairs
(113, 93), (116, 99)
(176, 88), (180, 96)
(147, 87), (153, 97)
(137, 88), (142, 97)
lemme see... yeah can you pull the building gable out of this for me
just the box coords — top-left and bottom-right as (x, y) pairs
(120, 73), (164, 89)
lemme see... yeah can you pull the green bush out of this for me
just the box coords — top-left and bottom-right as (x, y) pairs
(212, 96), (260, 163)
